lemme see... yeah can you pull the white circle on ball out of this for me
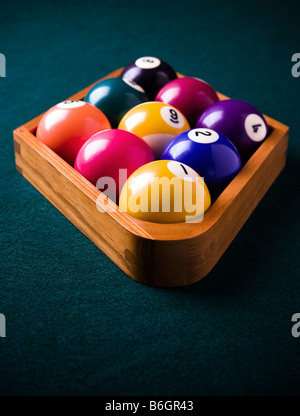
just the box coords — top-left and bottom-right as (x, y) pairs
(188, 128), (219, 144)
(135, 56), (161, 69)
(192, 77), (209, 85)
(123, 78), (145, 93)
(167, 161), (199, 182)
(57, 100), (86, 109)
(244, 114), (267, 142)
(160, 106), (186, 129)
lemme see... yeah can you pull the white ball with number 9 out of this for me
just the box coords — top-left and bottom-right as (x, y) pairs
(118, 102), (190, 158)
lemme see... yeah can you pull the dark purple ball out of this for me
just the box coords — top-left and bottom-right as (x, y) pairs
(121, 56), (177, 100)
(196, 99), (269, 162)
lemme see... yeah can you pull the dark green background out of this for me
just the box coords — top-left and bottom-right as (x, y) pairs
(1, 0), (299, 396)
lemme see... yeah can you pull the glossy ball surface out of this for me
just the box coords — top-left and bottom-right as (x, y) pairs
(162, 128), (242, 198)
(121, 56), (177, 100)
(118, 102), (190, 158)
(84, 77), (148, 128)
(74, 129), (155, 201)
(119, 160), (211, 223)
(36, 100), (111, 165)
(155, 77), (219, 127)
(196, 99), (269, 162)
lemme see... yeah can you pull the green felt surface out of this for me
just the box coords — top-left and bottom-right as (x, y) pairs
(0, 0), (300, 396)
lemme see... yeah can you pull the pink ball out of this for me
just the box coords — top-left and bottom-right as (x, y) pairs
(155, 77), (219, 127)
(74, 129), (155, 202)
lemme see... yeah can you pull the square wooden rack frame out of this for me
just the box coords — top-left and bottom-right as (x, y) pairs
(13, 69), (289, 287)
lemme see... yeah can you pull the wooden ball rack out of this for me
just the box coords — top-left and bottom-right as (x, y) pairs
(13, 69), (289, 287)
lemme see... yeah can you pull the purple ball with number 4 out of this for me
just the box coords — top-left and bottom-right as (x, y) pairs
(196, 99), (269, 163)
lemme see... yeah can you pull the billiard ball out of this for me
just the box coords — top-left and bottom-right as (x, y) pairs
(119, 160), (211, 223)
(196, 99), (269, 162)
(74, 129), (155, 202)
(118, 102), (190, 158)
(84, 77), (149, 128)
(162, 128), (242, 199)
(121, 56), (177, 100)
(155, 77), (219, 127)
(36, 100), (111, 165)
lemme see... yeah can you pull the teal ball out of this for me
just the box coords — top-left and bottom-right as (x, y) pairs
(84, 77), (149, 128)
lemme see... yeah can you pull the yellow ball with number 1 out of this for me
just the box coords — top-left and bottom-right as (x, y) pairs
(119, 160), (211, 224)
(118, 102), (190, 158)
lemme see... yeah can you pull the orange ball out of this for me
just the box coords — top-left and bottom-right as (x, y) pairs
(36, 100), (111, 165)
